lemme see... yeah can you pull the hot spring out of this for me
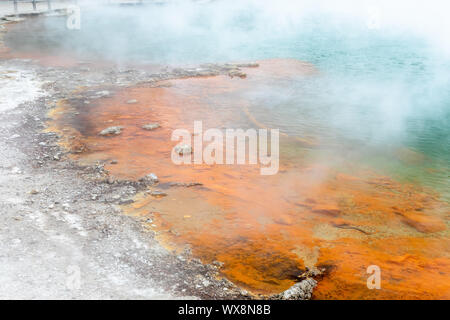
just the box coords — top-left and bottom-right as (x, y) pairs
(5, 1), (449, 299)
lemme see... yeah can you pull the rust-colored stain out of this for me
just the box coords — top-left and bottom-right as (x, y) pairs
(48, 59), (449, 299)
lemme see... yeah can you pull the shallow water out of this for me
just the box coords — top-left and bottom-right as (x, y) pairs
(6, 3), (450, 298)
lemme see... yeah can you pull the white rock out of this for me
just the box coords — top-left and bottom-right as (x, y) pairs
(140, 173), (159, 185)
(280, 279), (317, 300)
(99, 126), (123, 136)
(174, 143), (192, 155)
(142, 123), (160, 131)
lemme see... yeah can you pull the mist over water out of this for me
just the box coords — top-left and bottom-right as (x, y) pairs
(7, 0), (449, 198)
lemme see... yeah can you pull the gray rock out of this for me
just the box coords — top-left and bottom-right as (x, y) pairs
(4, 17), (26, 23)
(197, 70), (220, 77)
(202, 279), (211, 287)
(96, 90), (110, 97)
(119, 199), (134, 205)
(212, 261), (224, 268)
(99, 126), (123, 136)
(228, 69), (247, 79)
(11, 167), (22, 174)
(139, 173), (159, 185)
(147, 190), (167, 198)
(174, 143), (192, 155)
(142, 123), (160, 131)
(278, 278), (317, 300)
(169, 182), (203, 188)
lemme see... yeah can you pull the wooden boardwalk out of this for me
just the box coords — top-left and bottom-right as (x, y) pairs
(12, 1), (53, 12)
(0, 0), (75, 16)
(0, 0), (166, 18)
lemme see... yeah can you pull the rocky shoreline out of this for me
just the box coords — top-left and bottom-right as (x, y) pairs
(0, 14), (319, 299)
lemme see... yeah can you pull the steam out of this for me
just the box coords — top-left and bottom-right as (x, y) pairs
(74, 0), (450, 55)
(11, 0), (444, 191)
(43, 0), (450, 62)
(64, 0), (448, 162)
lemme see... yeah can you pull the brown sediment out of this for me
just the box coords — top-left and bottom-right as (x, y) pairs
(315, 237), (450, 300)
(48, 59), (450, 299)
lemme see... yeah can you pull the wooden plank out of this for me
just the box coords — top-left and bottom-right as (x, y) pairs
(11, 0), (55, 13)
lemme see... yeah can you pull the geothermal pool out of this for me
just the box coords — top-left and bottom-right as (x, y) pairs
(5, 2), (449, 299)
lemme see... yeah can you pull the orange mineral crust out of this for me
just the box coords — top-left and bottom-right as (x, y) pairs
(48, 59), (449, 299)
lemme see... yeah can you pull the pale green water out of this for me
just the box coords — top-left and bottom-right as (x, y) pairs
(6, 4), (449, 201)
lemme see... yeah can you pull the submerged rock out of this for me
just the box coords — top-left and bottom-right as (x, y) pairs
(274, 214), (294, 226)
(312, 205), (340, 217)
(119, 199), (134, 205)
(147, 190), (167, 198)
(99, 126), (123, 136)
(169, 182), (203, 188)
(142, 123), (160, 131)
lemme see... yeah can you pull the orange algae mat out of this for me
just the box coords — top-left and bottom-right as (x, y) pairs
(49, 59), (450, 299)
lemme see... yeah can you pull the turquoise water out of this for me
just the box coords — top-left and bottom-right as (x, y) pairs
(6, 4), (449, 200)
